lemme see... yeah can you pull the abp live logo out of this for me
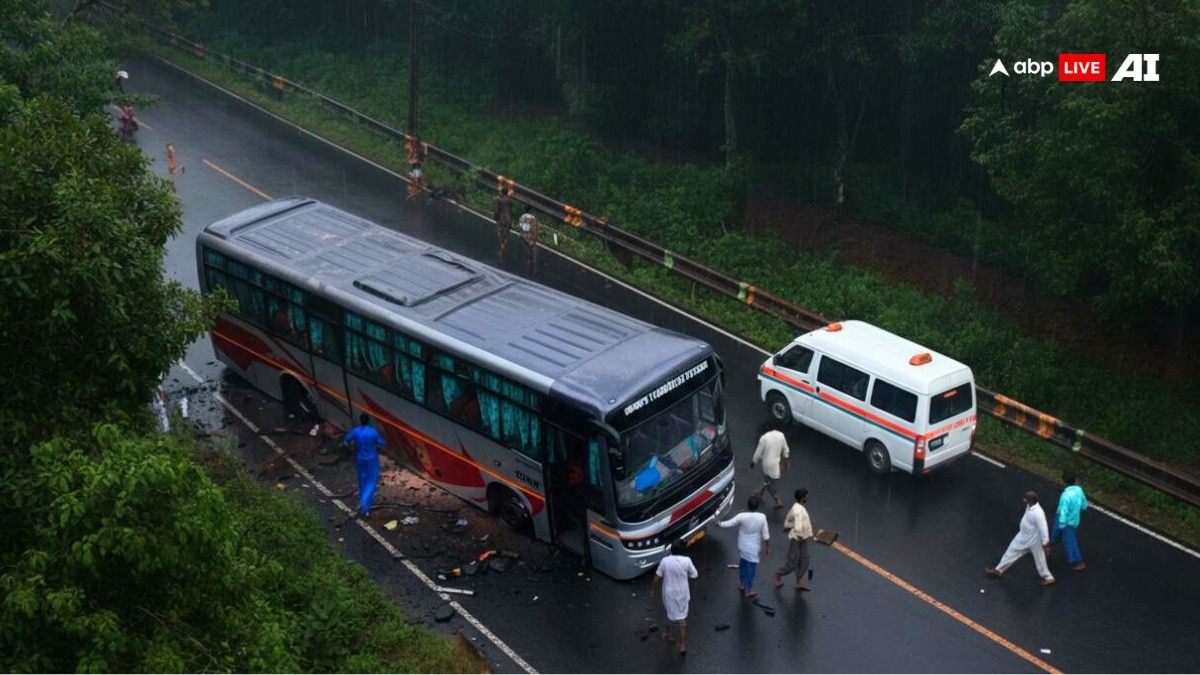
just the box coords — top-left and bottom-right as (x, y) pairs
(991, 54), (1160, 81)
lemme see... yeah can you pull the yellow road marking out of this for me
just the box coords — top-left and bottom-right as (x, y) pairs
(833, 541), (1060, 673)
(202, 159), (273, 200)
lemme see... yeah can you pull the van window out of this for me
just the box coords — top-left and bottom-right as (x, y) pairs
(929, 383), (974, 424)
(817, 357), (870, 401)
(870, 379), (917, 423)
(775, 345), (814, 372)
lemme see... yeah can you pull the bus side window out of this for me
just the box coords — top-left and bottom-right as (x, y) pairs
(308, 315), (340, 362)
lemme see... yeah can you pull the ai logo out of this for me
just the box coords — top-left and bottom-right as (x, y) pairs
(1111, 53), (1160, 81)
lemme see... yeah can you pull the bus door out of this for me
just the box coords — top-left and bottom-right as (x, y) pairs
(546, 425), (591, 558)
(304, 298), (352, 424)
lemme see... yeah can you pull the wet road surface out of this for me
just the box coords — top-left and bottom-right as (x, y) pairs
(131, 56), (1200, 673)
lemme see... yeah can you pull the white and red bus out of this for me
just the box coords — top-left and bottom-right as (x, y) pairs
(197, 198), (735, 579)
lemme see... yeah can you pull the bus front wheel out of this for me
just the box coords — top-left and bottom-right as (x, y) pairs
(865, 440), (892, 474)
(489, 485), (530, 532)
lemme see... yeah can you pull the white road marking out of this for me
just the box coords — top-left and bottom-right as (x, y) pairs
(971, 451), (1007, 469)
(177, 361), (538, 674)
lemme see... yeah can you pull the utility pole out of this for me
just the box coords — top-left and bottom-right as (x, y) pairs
(408, 0), (419, 137)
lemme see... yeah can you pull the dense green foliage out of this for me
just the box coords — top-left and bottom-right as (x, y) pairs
(961, 0), (1200, 315)
(183, 0), (1200, 325)
(0, 425), (475, 673)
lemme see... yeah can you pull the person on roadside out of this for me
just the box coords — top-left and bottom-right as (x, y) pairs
(751, 421), (790, 509)
(1051, 472), (1089, 571)
(518, 204), (539, 267)
(343, 412), (386, 519)
(651, 539), (698, 656)
(773, 487), (814, 592)
(718, 494), (770, 598)
(985, 490), (1055, 586)
(495, 188), (513, 254)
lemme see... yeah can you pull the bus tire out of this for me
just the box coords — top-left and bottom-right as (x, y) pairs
(489, 485), (530, 532)
(282, 376), (317, 422)
(765, 392), (792, 426)
(865, 440), (891, 474)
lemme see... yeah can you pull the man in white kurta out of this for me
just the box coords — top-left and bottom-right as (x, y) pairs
(652, 540), (699, 654)
(751, 426), (790, 508)
(985, 491), (1055, 585)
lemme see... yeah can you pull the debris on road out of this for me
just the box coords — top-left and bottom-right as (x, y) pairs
(434, 604), (456, 622)
(815, 529), (839, 545)
(384, 520), (399, 530)
(715, 623), (731, 632)
(401, 516), (420, 525)
(435, 586), (476, 597)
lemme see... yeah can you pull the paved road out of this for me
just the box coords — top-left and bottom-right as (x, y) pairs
(132, 56), (1200, 673)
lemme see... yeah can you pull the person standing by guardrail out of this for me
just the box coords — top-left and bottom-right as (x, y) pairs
(1051, 472), (1089, 571)
(985, 490), (1056, 586)
(495, 188), (512, 254)
(519, 204), (539, 268)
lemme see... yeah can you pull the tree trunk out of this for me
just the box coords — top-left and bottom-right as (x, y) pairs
(723, 59), (738, 166)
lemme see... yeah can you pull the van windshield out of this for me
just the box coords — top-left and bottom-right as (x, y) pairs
(929, 383), (974, 424)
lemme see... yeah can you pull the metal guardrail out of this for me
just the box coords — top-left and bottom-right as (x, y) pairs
(133, 18), (1200, 509)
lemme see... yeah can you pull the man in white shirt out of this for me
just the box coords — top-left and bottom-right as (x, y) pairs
(651, 539), (698, 656)
(773, 488), (814, 591)
(718, 495), (770, 598)
(985, 490), (1056, 586)
(751, 423), (790, 509)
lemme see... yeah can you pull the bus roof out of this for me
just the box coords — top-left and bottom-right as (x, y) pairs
(200, 198), (713, 419)
(794, 320), (972, 393)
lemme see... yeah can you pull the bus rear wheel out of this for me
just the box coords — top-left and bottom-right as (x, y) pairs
(766, 392), (792, 426)
(282, 376), (317, 422)
(489, 485), (530, 532)
(865, 440), (892, 474)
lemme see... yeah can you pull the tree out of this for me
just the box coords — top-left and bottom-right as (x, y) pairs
(0, 94), (221, 447)
(961, 0), (1200, 319)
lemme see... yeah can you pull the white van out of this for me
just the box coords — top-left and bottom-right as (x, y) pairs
(757, 320), (977, 474)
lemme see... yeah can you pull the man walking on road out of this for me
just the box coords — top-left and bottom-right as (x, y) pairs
(651, 539), (698, 656)
(718, 495), (770, 598)
(773, 488), (814, 592)
(985, 490), (1055, 586)
(343, 413), (387, 519)
(751, 422), (790, 509)
(1051, 472), (1089, 571)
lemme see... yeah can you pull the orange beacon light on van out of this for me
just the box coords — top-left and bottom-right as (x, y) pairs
(909, 352), (932, 366)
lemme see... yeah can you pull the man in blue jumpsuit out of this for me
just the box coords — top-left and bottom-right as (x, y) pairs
(344, 413), (386, 518)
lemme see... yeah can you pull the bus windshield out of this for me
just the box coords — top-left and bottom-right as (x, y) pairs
(612, 376), (724, 511)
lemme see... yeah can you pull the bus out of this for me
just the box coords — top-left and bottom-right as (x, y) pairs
(758, 320), (977, 475)
(197, 198), (735, 579)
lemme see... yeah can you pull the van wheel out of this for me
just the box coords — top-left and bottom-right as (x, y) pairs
(282, 377), (317, 422)
(765, 392), (792, 426)
(489, 485), (530, 532)
(865, 440), (891, 474)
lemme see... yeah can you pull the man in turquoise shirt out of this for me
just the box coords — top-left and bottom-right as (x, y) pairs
(1051, 472), (1088, 571)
